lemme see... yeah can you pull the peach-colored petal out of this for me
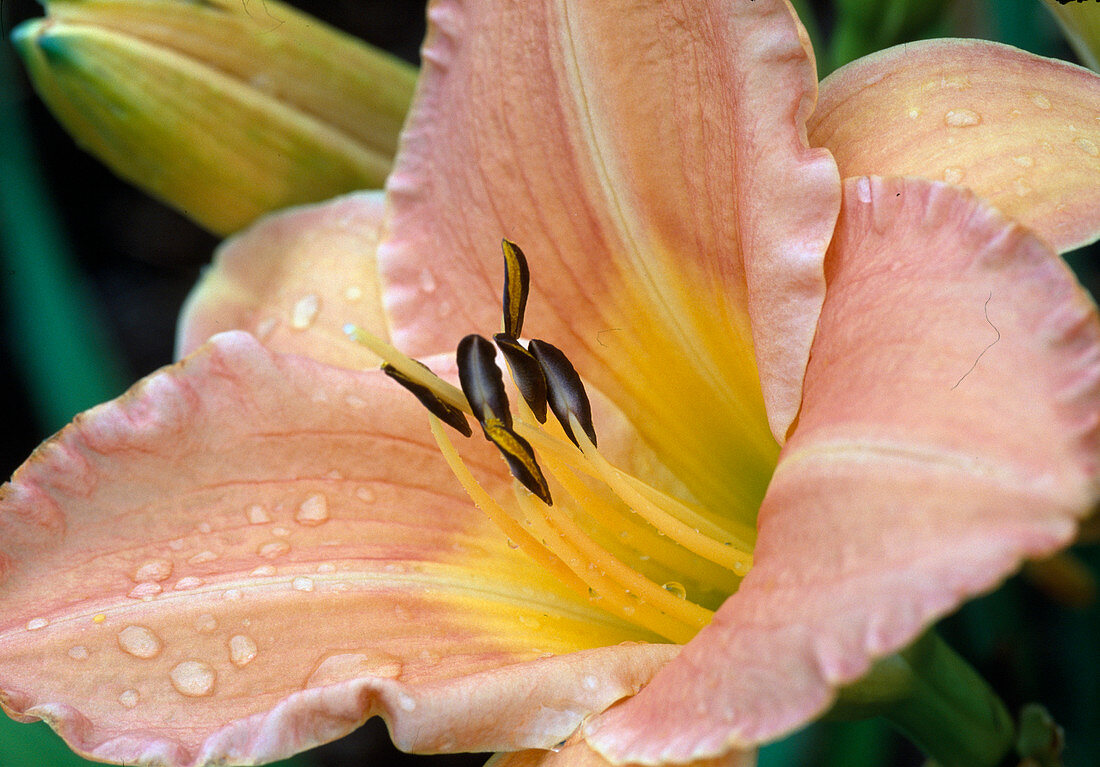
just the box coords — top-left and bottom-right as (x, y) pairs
(488, 739), (754, 767)
(586, 177), (1100, 763)
(380, 0), (838, 465)
(177, 192), (390, 367)
(810, 39), (1100, 252)
(0, 332), (672, 765)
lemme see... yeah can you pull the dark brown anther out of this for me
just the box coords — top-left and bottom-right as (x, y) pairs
(457, 334), (512, 431)
(493, 333), (548, 423)
(382, 363), (472, 437)
(482, 419), (553, 505)
(500, 239), (530, 339)
(528, 339), (597, 449)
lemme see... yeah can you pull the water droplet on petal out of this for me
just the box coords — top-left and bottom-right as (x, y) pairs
(174, 576), (205, 590)
(272, 526), (290, 537)
(229, 634), (259, 667)
(355, 487), (376, 503)
(344, 286), (363, 302)
(257, 540), (291, 559)
(292, 576), (315, 592)
(246, 504), (271, 525)
(397, 692), (418, 712)
(1013, 178), (1033, 197)
(419, 268), (437, 294)
(170, 661), (216, 697)
(118, 625), (163, 659)
(26, 618), (48, 631)
(1075, 137), (1099, 157)
(127, 582), (163, 600)
(68, 645), (90, 660)
(1030, 92), (1052, 110)
(295, 494), (330, 526)
(345, 395), (367, 409)
(308, 653), (403, 686)
(291, 294), (321, 330)
(197, 522), (213, 534)
(255, 316), (278, 340)
(944, 109), (981, 127)
(223, 589), (243, 601)
(118, 689), (140, 708)
(518, 615), (541, 629)
(943, 167), (964, 184)
(188, 550), (218, 565)
(662, 581), (687, 599)
(195, 614), (218, 634)
(907, 107), (921, 119)
(1012, 155), (1035, 168)
(582, 674), (599, 691)
(317, 563), (337, 574)
(250, 565), (277, 577)
(132, 559), (173, 583)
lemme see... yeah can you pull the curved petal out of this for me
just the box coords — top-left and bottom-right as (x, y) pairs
(810, 39), (1100, 253)
(0, 332), (668, 765)
(177, 192), (391, 366)
(586, 177), (1100, 762)
(379, 0), (838, 518)
(487, 740), (754, 767)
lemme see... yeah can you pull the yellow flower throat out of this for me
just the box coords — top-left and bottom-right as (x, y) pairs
(345, 240), (756, 643)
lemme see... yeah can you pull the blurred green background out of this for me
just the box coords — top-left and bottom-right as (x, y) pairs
(1, 1), (1097, 765)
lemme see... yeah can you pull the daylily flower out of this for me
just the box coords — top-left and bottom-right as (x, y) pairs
(3, 1), (1100, 766)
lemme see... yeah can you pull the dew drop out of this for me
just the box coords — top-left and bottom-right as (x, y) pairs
(397, 692), (418, 712)
(355, 486), (376, 503)
(518, 615), (541, 629)
(622, 605), (636, 617)
(26, 618), (48, 631)
(188, 550), (218, 565)
(855, 177), (872, 203)
(345, 395), (367, 409)
(943, 167), (964, 184)
(582, 674), (599, 691)
(291, 294), (321, 330)
(292, 576), (315, 592)
(1030, 93), (1052, 110)
(943, 109), (981, 127)
(250, 565), (277, 577)
(1074, 137), (1100, 157)
(907, 107), (921, 119)
(272, 526), (290, 537)
(118, 625), (163, 659)
(308, 652), (403, 685)
(132, 558), (173, 583)
(257, 540), (291, 559)
(229, 634), (259, 667)
(195, 614), (218, 634)
(1013, 178), (1033, 197)
(174, 576), (205, 590)
(68, 645), (90, 660)
(317, 563), (337, 574)
(419, 268), (437, 293)
(118, 689), (140, 709)
(246, 504), (271, 525)
(661, 581), (688, 599)
(255, 316), (278, 340)
(170, 661), (216, 697)
(197, 522), (213, 534)
(295, 494), (330, 526)
(344, 285), (363, 302)
(223, 589), (243, 601)
(127, 582), (163, 600)
(1012, 155), (1035, 168)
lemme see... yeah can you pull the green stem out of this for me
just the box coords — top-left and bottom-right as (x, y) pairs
(834, 632), (1015, 767)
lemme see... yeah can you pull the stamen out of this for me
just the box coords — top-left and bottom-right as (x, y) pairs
(344, 323), (468, 412)
(528, 339), (597, 448)
(457, 334), (513, 429)
(482, 418), (553, 505)
(382, 363), (472, 437)
(500, 239), (530, 338)
(428, 416), (587, 595)
(520, 415), (752, 575)
(493, 334), (548, 423)
(510, 485), (703, 643)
